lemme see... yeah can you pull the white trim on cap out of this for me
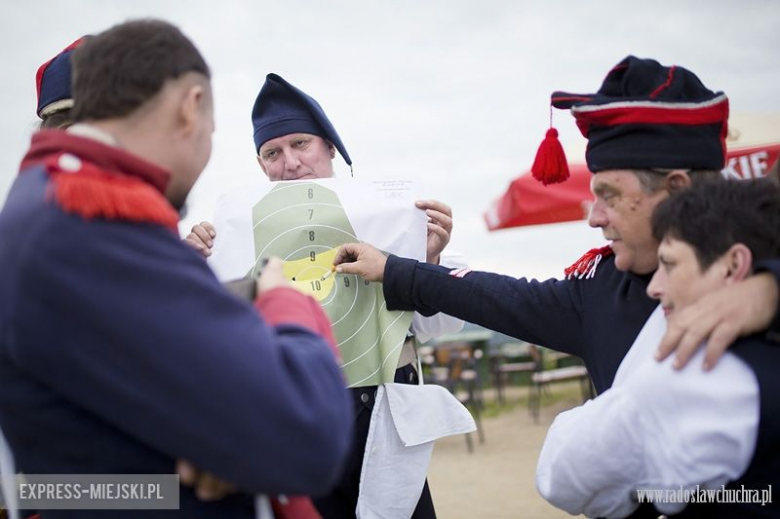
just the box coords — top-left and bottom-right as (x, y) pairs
(38, 98), (74, 119)
(571, 93), (728, 114)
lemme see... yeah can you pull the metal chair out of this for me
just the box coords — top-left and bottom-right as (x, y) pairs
(489, 341), (536, 404)
(420, 342), (486, 452)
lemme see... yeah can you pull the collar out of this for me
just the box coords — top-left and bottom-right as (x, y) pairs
(67, 123), (120, 147)
(20, 129), (171, 195)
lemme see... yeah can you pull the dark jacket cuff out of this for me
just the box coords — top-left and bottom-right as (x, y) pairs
(383, 254), (421, 312)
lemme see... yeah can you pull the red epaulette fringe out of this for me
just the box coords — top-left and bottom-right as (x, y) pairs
(44, 154), (179, 231)
(563, 245), (613, 280)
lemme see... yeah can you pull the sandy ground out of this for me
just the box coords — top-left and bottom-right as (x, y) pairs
(426, 383), (585, 519)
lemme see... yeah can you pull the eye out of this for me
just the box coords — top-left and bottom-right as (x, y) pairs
(597, 192), (615, 207)
(263, 149), (278, 160)
(292, 138), (310, 149)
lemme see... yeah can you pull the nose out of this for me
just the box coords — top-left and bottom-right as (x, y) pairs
(588, 199), (608, 228)
(282, 148), (301, 177)
(646, 269), (664, 300)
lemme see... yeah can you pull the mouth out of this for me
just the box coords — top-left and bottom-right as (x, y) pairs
(662, 306), (673, 316)
(288, 172), (317, 181)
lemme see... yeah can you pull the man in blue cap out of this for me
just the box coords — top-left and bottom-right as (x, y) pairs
(188, 73), (456, 268)
(251, 73), (353, 181)
(187, 73), (467, 519)
(334, 56), (780, 398)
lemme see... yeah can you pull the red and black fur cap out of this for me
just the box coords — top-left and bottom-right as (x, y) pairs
(551, 55), (729, 174)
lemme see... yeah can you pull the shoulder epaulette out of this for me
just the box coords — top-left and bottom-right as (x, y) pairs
(44, 153), (179, 231)
(563, 245), (613, 280)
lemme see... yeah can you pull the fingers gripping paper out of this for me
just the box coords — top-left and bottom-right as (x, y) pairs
(209, 179), (426, 387)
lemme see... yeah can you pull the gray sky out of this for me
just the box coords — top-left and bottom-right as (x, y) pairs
(2, 1), (779, 279)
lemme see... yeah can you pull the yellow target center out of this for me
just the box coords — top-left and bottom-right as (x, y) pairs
(282, 247), (340, 301)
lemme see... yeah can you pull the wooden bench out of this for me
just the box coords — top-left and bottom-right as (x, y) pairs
(529, 348), (593, 423)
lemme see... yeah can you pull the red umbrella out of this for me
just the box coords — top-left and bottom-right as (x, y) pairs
(485, 142), (780, 231)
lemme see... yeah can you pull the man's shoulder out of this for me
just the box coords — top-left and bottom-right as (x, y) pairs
(730, 334), (778, 351)
(562, 253), (632, 295)
(558, 248), (629, 290)
(3, 176), (188, 281)
(729, 335), (780, 374)
(1, 165), (50, 218)
(0, 166), (62, 259)
(585, 255), (655, 308)
(625, 342), (757, 405)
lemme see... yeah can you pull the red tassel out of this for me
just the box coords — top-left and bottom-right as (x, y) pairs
(531, 128), (570, 185)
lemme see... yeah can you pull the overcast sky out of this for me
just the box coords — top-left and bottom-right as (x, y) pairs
(2, 1), (779, 279)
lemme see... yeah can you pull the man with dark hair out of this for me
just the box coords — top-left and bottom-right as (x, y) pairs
(0, 19), (351, 519)
(334, 55), (780, 394)
(70, 20), (210, 122)
(536, 178), (780, 518)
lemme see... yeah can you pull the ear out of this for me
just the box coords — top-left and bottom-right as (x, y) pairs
(179, 84), (205, 134)
(256, 155), (269, 176)
(327, 141), (336, 159)
(724, 243), (753, 283)
(664, 170), (692, 193)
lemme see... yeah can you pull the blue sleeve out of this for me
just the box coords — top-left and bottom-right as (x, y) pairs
(383, 255), (585, 357)
(11, 218), (352, 496)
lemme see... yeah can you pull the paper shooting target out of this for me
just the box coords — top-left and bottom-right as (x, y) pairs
(250, 182), (413, 387)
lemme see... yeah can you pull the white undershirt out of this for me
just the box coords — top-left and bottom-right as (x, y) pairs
(535, 305), (760, 518)
(409, 249), (468, 344)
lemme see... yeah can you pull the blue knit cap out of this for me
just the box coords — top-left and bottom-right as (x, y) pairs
(251, 73), (352, 167)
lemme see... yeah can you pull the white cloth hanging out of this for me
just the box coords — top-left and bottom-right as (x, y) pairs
(356, 382), (475, 519)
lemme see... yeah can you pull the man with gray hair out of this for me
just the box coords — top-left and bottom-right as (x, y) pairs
(334, 55), (780, 401)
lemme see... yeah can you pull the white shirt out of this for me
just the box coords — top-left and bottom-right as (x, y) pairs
(536, 306), (760, 518)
